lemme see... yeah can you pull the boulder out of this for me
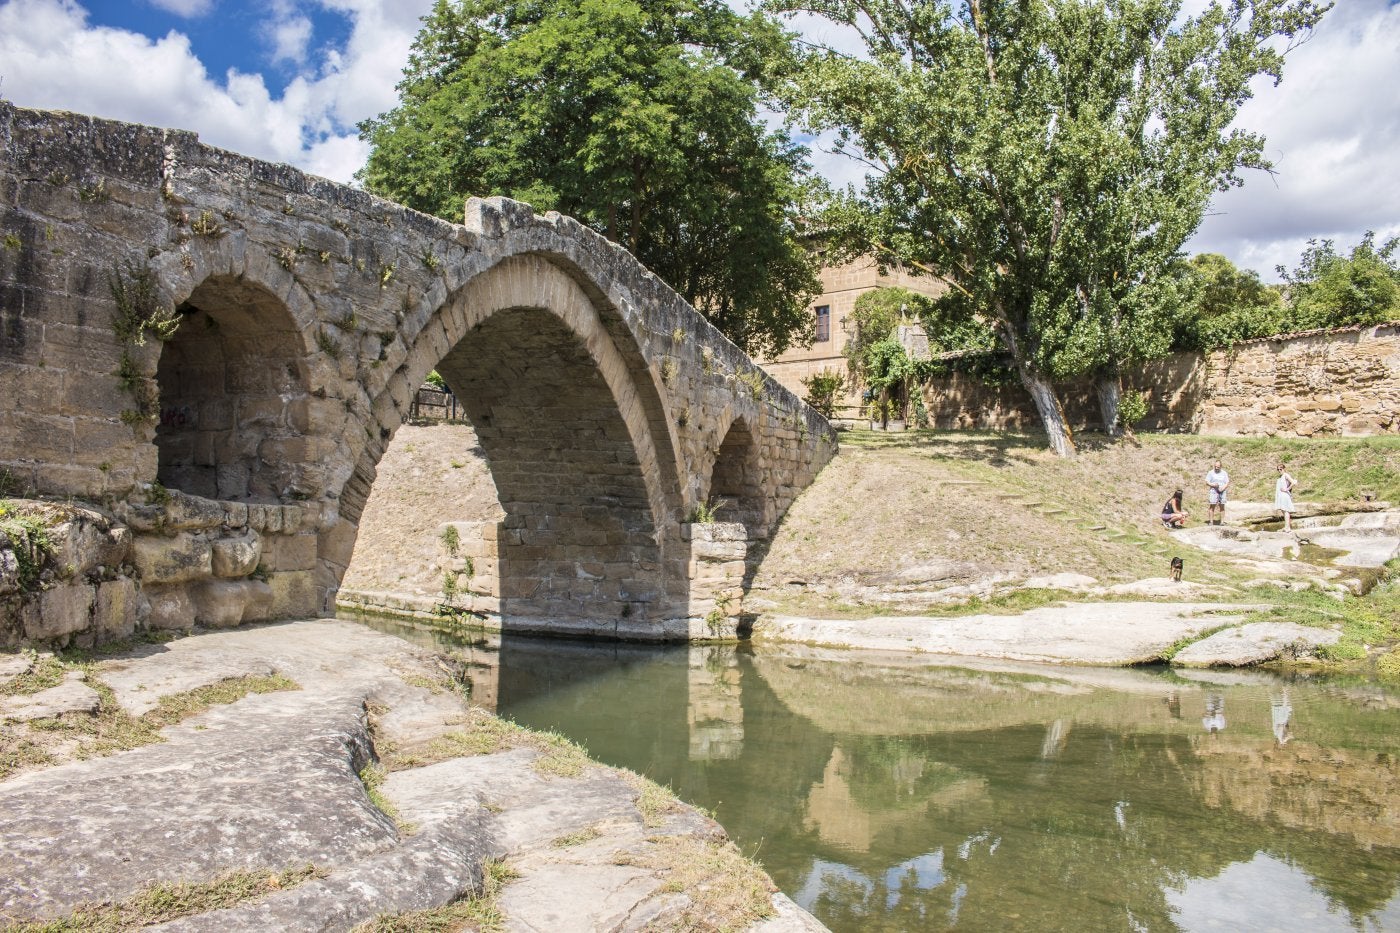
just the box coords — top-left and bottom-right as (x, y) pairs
(116, 489), (225, 535)
(1171, 622), (1341, 667)
(189, 579), (253, 628)
(132, 533), (213, 585)
(211, 531), (262, 578)
(95, 578), (139, 640)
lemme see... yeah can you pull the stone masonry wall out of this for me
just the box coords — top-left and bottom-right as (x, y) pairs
(0, 104), (837, 647)
(916, 324), (1398, 436)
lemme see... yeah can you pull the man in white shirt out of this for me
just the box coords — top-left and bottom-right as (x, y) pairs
(1205, 460), (1230, 525)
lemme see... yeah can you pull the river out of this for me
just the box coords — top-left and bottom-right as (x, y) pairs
(353, 616), (1400, 932)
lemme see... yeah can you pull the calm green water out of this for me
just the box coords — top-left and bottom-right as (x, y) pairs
(356, 617), (1400, 932)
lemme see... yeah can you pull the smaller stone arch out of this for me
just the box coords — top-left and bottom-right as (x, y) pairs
(153, 276), (314, 502)
(707, 417), (766, 531)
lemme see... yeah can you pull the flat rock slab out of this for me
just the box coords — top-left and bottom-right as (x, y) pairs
(758, 602), (1257, 665)
(1171, 622), (1341, 668)
(0, 673), (100, 722)
(1100, 577), (1226, 599)
(0, 653), (35, 687)
(0, 621), (819, 932)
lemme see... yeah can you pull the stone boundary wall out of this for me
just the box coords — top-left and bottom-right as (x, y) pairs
(917, 323), (1399, 436)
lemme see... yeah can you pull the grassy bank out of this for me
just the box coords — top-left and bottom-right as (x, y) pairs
(752, 429), (1400, 674)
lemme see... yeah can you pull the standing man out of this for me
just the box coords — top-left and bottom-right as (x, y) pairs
(1205, 459), (1230, 526)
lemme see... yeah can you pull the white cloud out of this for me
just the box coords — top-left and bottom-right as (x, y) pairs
(0, 0), (423, 183)
(1185, 0), (1400, 275)
(146, 0), (213, 17)
(264, 3), (314, 66)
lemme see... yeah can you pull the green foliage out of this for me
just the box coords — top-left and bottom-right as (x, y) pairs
(1281, 232), (1400, 331)
(0, 509), (55, 592)
(801, 369), (845, 417)
(774, 0), (1329, 454)
(1118, 389), (1149, 429)
(440, 525), (460, 556)
(1172, 253), (1289, 350)
(424, 370), (447, 390)
(110, 261), (179, 346)
(359, 0), (821, 357)
(688, 499), (723, 523)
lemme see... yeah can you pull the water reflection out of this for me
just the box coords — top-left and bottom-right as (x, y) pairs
(349, 615), (1400, 932)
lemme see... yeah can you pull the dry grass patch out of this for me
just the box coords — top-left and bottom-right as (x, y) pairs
(614, 836), (774, 932)
(621, 770), (687, 828)
(351, 859), (517, 933)
(0, 864), (323, 932)
(0, 672), (298, 781)
(381, 708), (588, 779)
(551, 825), (603, 848)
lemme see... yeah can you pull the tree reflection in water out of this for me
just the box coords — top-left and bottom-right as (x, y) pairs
(350, 616), (1400, 933)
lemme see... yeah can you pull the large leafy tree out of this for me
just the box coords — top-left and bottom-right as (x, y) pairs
(771, 0), (1328, 455)
(359, 0), (822, 358)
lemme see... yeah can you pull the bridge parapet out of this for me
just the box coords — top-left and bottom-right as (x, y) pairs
(0, 104), (836, 645)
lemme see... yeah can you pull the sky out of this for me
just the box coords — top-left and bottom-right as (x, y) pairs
(1, 0), (1396, 280)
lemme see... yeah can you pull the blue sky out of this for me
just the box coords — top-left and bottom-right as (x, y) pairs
(2, 0), (1397, 278)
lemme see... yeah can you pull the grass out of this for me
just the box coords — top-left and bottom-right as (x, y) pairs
(1239, 564), (1400, 665)
(0, 865), (324, 932)
(0, 670), (298, 782)
(612, 836), (775, 931)
(380, 707), (589, 779)
(351, 859), (517, 933)
(551, 825), (603, 848)
(620, 770), (687, 829)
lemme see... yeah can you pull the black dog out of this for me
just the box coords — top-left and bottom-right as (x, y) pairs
(1169, 557), (1184, 582)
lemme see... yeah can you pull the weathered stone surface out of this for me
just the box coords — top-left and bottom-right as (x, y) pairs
(0, 652), (34, 687)
(188, 579), (252, 628)
(758, 603), (1262, 665)
(0, 672), (99, 721)
(21, 584), (95, 641)
(95, 578), (139, 640)
(133, 533), (213, 585)
(210, 531), (261, 578)
(1171, 622), (1342, 668)
(115, 491), (226, 535)
(143, 584), (194, 631)
(1023, 572), (1098, 590)
(0, 621), (811, 931)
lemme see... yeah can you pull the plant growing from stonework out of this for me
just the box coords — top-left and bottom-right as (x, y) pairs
(440, 525), (460, 557)
(0, 506), (55, 592)
(110, 261), (179, 347)
(773, 0), (1330, 456)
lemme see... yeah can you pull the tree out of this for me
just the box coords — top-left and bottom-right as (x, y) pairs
(1281, 232), (1400, 331)
(772, 0), (1329, 455)
(359, 0), (822, 358)
(1172, 253), (1287, 350)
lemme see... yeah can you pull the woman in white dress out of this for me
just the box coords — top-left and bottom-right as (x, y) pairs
(1275, 463), (1297, 532)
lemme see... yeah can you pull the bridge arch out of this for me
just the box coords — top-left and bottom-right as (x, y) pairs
(341, 253), (687, 634)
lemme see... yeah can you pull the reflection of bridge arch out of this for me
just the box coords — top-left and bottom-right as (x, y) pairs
(0, 105), (837, 641)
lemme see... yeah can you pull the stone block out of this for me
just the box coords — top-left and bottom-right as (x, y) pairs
(211, 531), (262, 578)
(143, 583), (194, 631)
(189, 579), (250, 628)
(268, 570), (318, 618)
(95, 577), (138, 640)
(132, 532), (212, 585)
(21, 583), (96, 640)
(241, 579), (276, 622)
(263, 533), (316, 572)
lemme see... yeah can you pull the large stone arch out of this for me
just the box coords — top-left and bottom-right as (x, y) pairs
(0, 105), (838, 647)
(337, 254), (687, 636)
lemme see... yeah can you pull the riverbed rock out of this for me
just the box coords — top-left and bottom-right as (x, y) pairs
(1023, 572), (1098, 591)
(0, 621), (811, 931)
(757, 602), (1260, 665)
(1171, 622), (1342, 668)
(0, 652), (34, 687)
(0, 672), (99, 721)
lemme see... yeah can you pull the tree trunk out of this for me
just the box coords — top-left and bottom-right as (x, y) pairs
(1018, 366), (1077, 458)
(1095, 373), (1123, 438)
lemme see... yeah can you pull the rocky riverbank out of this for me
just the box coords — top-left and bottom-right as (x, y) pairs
(0, 620), (823, 931)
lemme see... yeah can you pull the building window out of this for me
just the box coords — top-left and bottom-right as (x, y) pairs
(814, 305), (830, 342)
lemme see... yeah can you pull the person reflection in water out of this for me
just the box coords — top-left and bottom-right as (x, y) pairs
(1202, 694), (1226, 734)
(1271, 690), (1293, 745)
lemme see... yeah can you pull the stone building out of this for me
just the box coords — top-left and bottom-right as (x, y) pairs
(757, 259), (946, 419)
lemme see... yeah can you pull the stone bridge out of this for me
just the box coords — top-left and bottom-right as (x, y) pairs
(0, 104), (836, 644)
